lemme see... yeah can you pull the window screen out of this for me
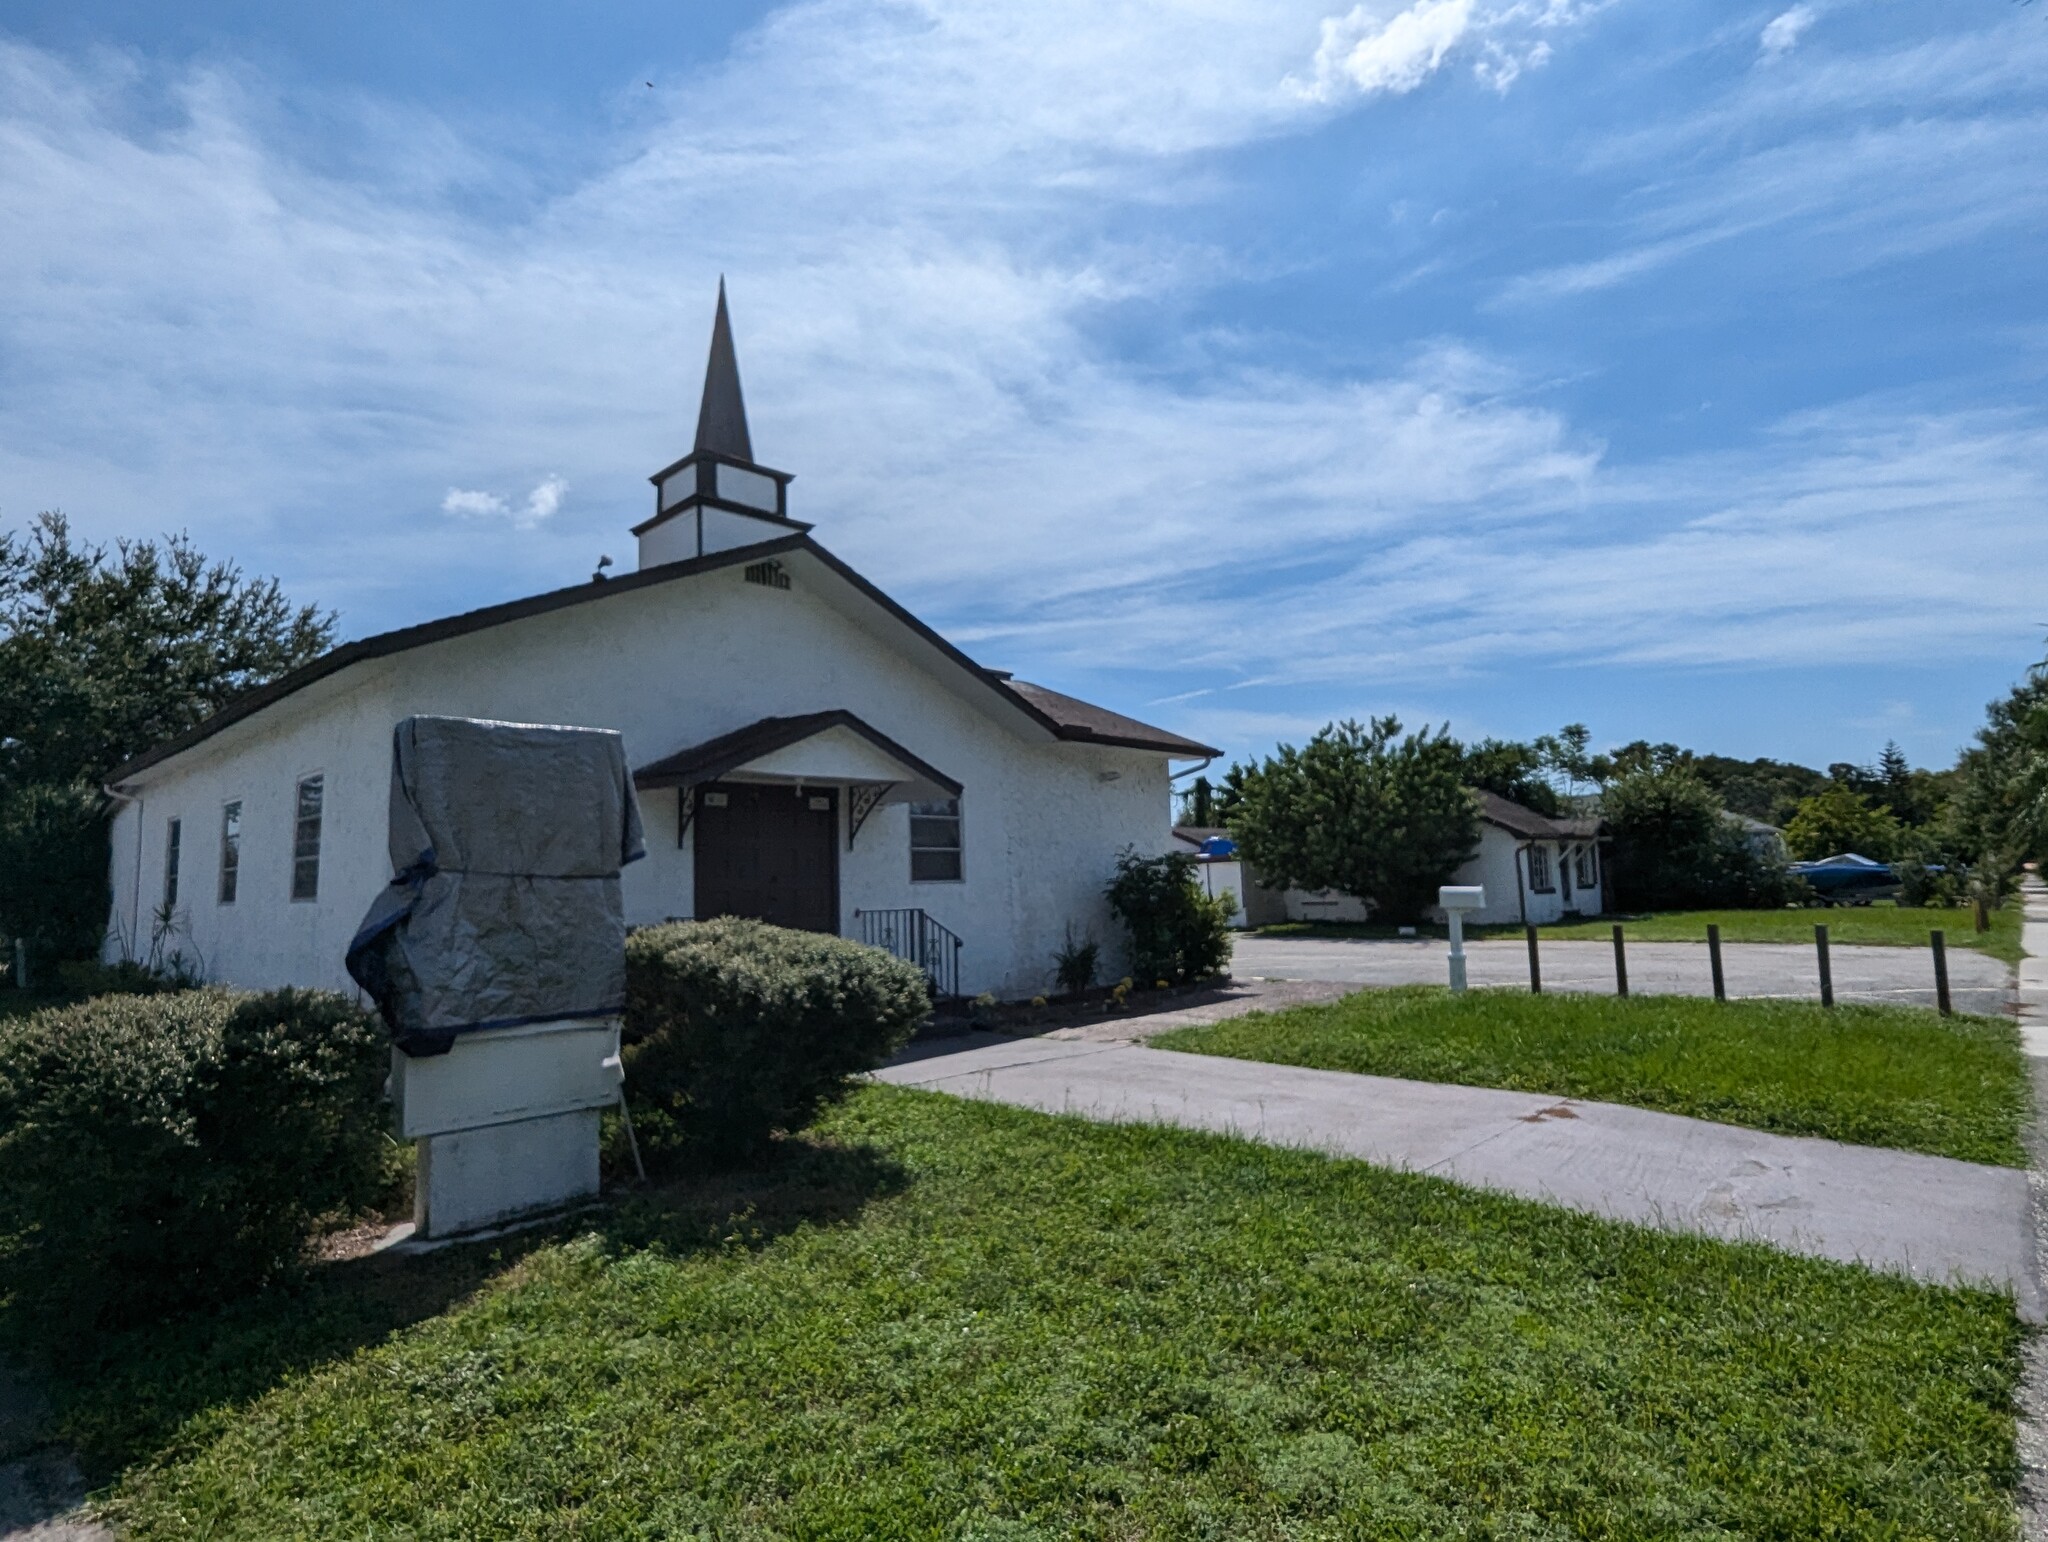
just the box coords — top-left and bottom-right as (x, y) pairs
(163, 818), (182, 909)
(218, 801), (242, 904)
(1526, 844), (1553, 892)
(909, 798), (962, 882)
(291, 776), (323, 901)
(1574, 845), (1598, 888)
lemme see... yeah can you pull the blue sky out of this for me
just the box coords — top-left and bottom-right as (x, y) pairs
(2, 0), (2043, 775)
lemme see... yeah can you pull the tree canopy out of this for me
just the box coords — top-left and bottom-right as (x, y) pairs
(1228, 717), (1479, 923)
(0, 513), (335, 791)
(0, 514), (336, 963)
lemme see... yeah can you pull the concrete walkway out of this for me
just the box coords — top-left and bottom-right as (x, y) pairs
(879, 1033), (2038, 1314)
(1235, 933), (2010, 1015)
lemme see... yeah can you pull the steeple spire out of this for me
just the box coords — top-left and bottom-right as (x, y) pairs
(694, 278), (753, 461)
(636, 279), (803, 570)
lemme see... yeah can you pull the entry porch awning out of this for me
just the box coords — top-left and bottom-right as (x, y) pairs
(632, 710), (961, 848)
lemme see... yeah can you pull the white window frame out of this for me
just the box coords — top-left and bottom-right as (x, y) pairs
(163, 817), (182, 910)
(1526, 843), (1554, 894)
(1574, 843), (1598, 889)
(908, 797), (963, 884)
(218, 799), (242, 904)
(290, 773), (324, 902)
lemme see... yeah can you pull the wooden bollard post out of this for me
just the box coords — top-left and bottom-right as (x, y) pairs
(1707, 923), (1726, 1002)
(1526, 924), (1542, 995)
(1931, 929), (1952, 1016)
(1815, 923), (1834, 1008)
(1612, 924), (1629, 998)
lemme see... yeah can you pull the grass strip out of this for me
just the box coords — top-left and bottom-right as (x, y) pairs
(1156, 985), (2028, 1166)
(58, 1087), (2024, 1539)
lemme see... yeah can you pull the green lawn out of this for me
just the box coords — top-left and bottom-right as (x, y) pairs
(1258, 900), (2025, 966)
(59, 1088), (2024, 1538)
(1155, 986), (2029, 1167)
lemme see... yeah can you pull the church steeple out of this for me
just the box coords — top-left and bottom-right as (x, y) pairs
(694, 279), (753, 462)
(635, 281), (805, 570)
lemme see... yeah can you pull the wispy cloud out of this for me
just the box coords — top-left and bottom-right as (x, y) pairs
(0, 0), (2038, 770)
(1759, 5), (1817, 61)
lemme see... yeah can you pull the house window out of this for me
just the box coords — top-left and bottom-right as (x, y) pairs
(218, 801), (242, 904)
(1575, 844), (1598, 889)
(291, 775), (324, 901)
(1526, 844), (1554, 893)
(163, 818), (182, 909)
(909, 798), (962, 882)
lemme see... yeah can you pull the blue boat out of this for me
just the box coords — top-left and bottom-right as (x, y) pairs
(1787, 852), (1899, 904)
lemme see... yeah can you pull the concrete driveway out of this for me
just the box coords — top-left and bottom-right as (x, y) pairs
(1234, 933), (2010, 1015)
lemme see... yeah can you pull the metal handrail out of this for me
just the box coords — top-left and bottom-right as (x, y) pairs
(852, 907), (963, 999)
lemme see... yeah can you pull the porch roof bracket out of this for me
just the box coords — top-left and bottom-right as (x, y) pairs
(676, 784), (695, 847)
(847, 781), (895, 850)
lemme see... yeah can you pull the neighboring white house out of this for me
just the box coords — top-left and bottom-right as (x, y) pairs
(1268, 789), (1605, 927)
(100, 290), (1217, 1000)
(1166, 826), (1282, 930)
(1428, 791), (1605, 927)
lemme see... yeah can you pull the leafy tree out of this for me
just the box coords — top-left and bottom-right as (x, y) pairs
(1229, 717), (1479, 924)
(1460, 738), (1562, 816)
(0, 514), (335, 962)
(1602, 764), (1793, 911)
(1685, 754), (1828, 826)
(1174, 775), (1218, 828)
(0, 513), (334, 789)
(1783, 785), (1904, 862)
(1104, 849), (1233, 985)
(1947, 655), (2048, 882)
(1534, 723), (1605, 795)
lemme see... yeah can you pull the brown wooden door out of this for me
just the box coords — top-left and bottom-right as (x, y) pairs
(694, 782), (839, 933)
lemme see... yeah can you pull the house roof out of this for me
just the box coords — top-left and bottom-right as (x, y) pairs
(1172, 825), (1230, 846)
(1002, 680), (1218, 758)
(1473, 789), (1602, 841)
(104, 534), (1216, 784)
(632, 710), (961, 796)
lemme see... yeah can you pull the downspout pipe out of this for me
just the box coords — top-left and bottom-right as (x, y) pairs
(1514, 841), (1532, 928)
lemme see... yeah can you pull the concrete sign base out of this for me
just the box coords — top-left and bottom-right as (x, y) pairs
(415, 1109), (602, 1236)
(391, 1016), (624, 1239)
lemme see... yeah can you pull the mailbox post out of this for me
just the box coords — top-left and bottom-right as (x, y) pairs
(1439, 885), (1486, 994)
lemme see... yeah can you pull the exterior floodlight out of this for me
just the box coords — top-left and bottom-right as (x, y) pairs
(1438, 885), (1486, 993)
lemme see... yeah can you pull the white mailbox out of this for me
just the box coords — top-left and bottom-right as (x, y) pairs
(1438, 884), (1487, 993)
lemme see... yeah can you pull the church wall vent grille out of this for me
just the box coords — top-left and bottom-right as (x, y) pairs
(744, 559), (791, 590)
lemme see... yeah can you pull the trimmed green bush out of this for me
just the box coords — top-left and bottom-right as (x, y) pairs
(0, 987), (389, 1351)
(1105, 848), (1233, 986)
(623, 918), (930, 1162)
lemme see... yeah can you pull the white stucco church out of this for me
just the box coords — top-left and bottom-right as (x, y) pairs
(101, 288), (1217, 1000)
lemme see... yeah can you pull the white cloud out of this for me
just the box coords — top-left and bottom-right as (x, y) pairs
(1299, 0), (1474, 100)
(1293, 0), (1600, 103)
(440, 477), (566, 529)
(1760, 5), (1817, 60)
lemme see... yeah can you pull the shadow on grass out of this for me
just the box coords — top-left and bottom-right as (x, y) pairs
(31, 1134), (908, 1487)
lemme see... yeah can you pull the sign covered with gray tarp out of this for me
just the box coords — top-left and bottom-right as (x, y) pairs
(347, 716), (646, 1056)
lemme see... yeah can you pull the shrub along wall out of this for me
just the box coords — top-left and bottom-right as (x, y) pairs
(0, 988), (389, 1352)
(624, 918), (930, 1162)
